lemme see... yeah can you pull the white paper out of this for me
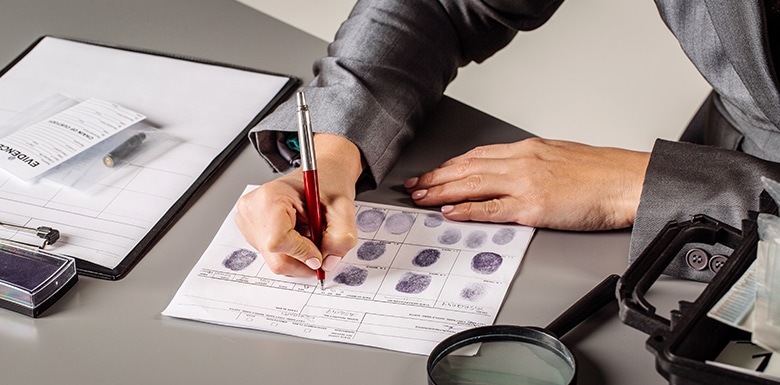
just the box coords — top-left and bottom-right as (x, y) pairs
(0, 98), (145, 180)
(707, 340), (780, 379)
(163, 186), (534, 355)
(0, 36), (291, 269)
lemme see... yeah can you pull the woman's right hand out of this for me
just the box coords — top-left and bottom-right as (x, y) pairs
(235, 133), (364, 277)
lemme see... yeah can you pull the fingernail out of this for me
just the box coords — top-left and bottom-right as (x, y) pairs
(412, 189), (428, 199)
(404, 177), (419, 188)
(322, 255), (342, 271)
(441, 205), (454, 214)
(305, 258), (321, 270)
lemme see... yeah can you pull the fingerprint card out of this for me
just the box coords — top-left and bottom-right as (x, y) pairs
(163, 186), (534, 355)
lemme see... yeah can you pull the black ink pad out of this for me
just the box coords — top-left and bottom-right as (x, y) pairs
(0, 250), (60, 290)
(0, 241), (78, 317)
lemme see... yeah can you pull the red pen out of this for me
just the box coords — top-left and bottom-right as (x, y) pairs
(296, 91), (325, 289)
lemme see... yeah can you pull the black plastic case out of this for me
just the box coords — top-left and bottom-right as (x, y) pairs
(618, 194), (779, 384)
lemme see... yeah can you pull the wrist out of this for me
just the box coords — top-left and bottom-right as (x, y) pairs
(313, 133), (365, 182)
(618, 151), (651, 226)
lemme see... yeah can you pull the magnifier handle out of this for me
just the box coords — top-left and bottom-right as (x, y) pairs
(545, 274), (620, 338)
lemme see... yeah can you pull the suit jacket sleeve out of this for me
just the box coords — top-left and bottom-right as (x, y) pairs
(629, 139), (780, 260)
(249, 0), (562, 186)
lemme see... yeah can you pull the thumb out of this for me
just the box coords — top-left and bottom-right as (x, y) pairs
(278, 228), (324, 271)
(255, 227), (323, 276)
(320, 199), (358, 271)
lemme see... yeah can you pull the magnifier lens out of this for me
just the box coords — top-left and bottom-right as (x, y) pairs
(430, 332), (575, 385)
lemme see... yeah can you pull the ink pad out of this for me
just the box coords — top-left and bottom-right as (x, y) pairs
(0, 241), (77, 317)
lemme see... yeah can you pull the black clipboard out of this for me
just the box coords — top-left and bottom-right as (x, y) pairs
(0, 35), (300, 280)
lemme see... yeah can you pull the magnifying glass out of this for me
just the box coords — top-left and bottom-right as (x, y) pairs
(427, 274), (620, 385)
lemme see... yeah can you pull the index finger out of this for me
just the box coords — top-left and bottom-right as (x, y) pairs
(235, 184), (320, 277)
(439, 142), (515, 168)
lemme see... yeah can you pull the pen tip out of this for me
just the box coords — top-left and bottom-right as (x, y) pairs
(296, 91), (306, 107)
(320, 279), (325, 290)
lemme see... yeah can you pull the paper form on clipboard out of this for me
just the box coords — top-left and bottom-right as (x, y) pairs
(0, 36), (298, 279)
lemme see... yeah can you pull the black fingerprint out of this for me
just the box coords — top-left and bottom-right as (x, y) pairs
(333, 265), (368, 286)
(356, 209), (386, 233)
(357, 241), (386, 261)
(424, 213), (444, 228)
(222, 248), (258, 271)
(464, 230), (487, 248)
(412, 249), (441, 267)
(438, 228), (462, 245)
(492, 228), (517, 245)
(460, 283), (487, 302)
(385, 212), (415, 235)
(471, 252), (503, 274)
(395, 272), (431, 294)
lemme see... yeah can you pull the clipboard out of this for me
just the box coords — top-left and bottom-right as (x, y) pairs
(0, 35), (299, 280)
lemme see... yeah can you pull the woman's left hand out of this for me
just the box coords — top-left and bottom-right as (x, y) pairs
(404, 137), (650, 231)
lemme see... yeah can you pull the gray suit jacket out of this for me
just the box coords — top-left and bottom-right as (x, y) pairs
(250, 0), (780, 270)
(633, 1), (780, 268)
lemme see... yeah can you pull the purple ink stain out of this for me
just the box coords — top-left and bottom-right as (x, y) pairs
(492, 228), (517, 245)
(424, 213), (444, 228)
(438, 228), (462, 245)
(222, 248), (258, 271)
(471, 252), (503, 274)
(464, 230), (487, 248)
(357, 241), (386, 261)
(334, 265), (368, 286)
(395, 272), (431, 294)
(460, 283), (487, 302)
(356, 209), (386, 233)
(412, 249), (441, 267)
(384, 212), (415, 235)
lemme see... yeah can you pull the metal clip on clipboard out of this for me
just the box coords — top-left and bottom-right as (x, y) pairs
(0, 220), (60, 249)
(618, 193), (780, 385)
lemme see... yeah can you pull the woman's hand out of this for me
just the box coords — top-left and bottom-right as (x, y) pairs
(236, 133), (364, 276)
(404, 137), (650, 231)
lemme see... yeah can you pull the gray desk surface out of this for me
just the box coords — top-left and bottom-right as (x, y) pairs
(0, 1), (706, 384)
